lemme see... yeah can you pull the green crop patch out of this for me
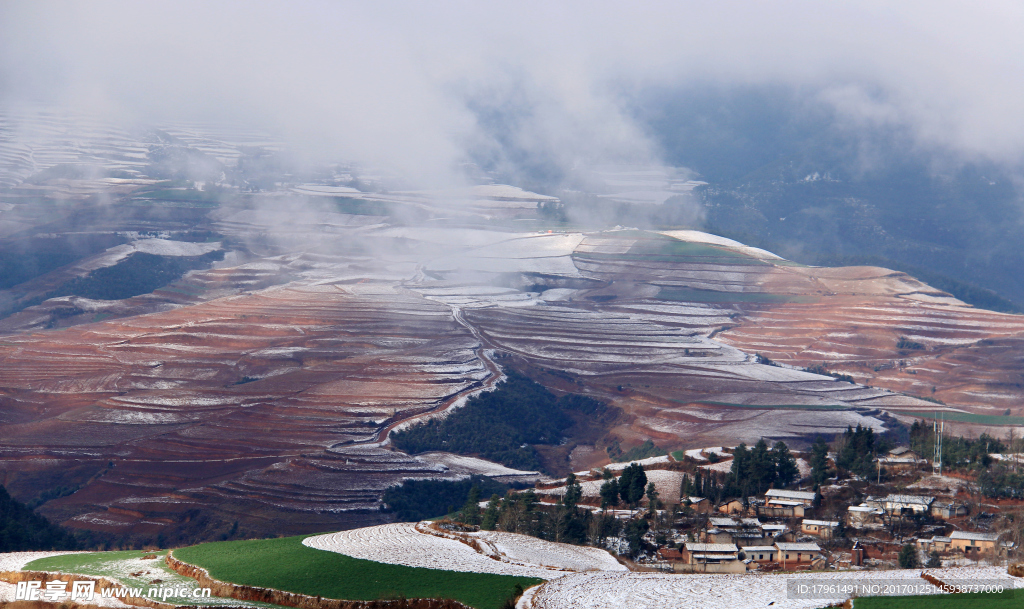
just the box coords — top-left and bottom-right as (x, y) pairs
(172, 535), (541, 609)
(902, 410), (1024, 426)
(855, 591), (1016, 609)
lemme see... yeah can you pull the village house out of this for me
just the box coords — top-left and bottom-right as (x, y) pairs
(801, 519), (839, 538)
(718, 498), (747, 515)
(703, 517), (767, 545)
(949, 531), (1004, 558)
(888, 446), (920, 460)
(677, 542), (746, 573)
(741, 545), (777, 566)
(757, 499), (805, 518)
(774, 542), (822, 568)
(682, 496), (712, 513)
(870, 494), (935, 515)
(847, 504), (884, 527)
(764, 489), (817, 506)
(761, 523), (790, 541)
(916, 535), (952, 554)
(929, 501), (967, 520)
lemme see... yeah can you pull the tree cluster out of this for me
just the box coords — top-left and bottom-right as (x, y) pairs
(391, 371), (608, 472)
(835, 425), (879, 479)
(599, 464), (648, 509)
(0, 485), (78, 552)
(382, 475), (513, 522)
(909, 420), (1004, 470)
(727, 439), (800, 496)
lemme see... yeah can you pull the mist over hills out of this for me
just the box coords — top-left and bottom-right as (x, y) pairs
(631, 85), (1024, 310)
(0, 1), (1023, 546)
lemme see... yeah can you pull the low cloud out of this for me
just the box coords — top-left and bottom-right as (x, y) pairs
(2, 1), (1023, 187)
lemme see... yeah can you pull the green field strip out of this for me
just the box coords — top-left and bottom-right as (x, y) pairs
(854, 591), (1016, 609)
(900, 410), (1024, 426)
(172, 535), (541, 609)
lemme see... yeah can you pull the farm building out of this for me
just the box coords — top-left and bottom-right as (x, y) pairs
(764, 489), (816, 506)
(677, 542), (746, 573)
(800, 519), (839, 538)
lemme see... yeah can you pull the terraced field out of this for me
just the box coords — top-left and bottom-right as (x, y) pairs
(1, 216), (1022, 539)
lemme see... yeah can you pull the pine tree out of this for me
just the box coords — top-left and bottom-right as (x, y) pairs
(459, 485), (482, 525)
(481, 494), (501, 530)
(600, 478), (619, 509)
(810, 436), (830, 485)
(898, 543), (920, 568)
(774, 441), (800, 486)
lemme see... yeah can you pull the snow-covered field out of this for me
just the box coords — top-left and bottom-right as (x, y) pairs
(303, 522), (624, 579)
(0, 551), (128, 608)
(538, 469), (685, 503)
(415, 451), (544, 482)
(517, 566), (1023, 609)
(0, 551), (82, 571)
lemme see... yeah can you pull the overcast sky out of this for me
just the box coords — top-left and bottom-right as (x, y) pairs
(2, 1), (1023, 185)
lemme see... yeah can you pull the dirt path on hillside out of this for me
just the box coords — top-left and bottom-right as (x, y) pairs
(369, 303), (505, 445)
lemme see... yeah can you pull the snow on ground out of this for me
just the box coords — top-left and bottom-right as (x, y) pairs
(470, 531), (626, 574)
(0, 551), (82, 571)
(538, 469), (683, 503)
(469, 185), (559, 201)
(683, 447), (726, 461)
(130, 239), (221, 257)
(303, 522), (623, 579)
(518, 566), (1022, 609)
(907, 474), (968, 492)
(603, 456), (672, 471)
(699, 460), (735, 473)
(415, 452), (543, 482)
(0, 551), (133, 608)
(657, 230), (784, 260)
(290, 184), (362, 196)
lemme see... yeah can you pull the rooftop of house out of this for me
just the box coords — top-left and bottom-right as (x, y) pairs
(685, 542), (740, 552)
(879, 494), (935, 505)
(765, 489), (816, 500)
(950, 531), (999, 542)
(803, 519), (839, 527)
(709, 517), (762, 527)
(776, 542), (822, 552)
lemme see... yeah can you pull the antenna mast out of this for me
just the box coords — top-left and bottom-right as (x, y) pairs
(932, 413), (943, 476)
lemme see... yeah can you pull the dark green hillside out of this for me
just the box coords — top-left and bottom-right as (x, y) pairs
(0, 484), (78, 552)
(391, 370), (609, 473)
